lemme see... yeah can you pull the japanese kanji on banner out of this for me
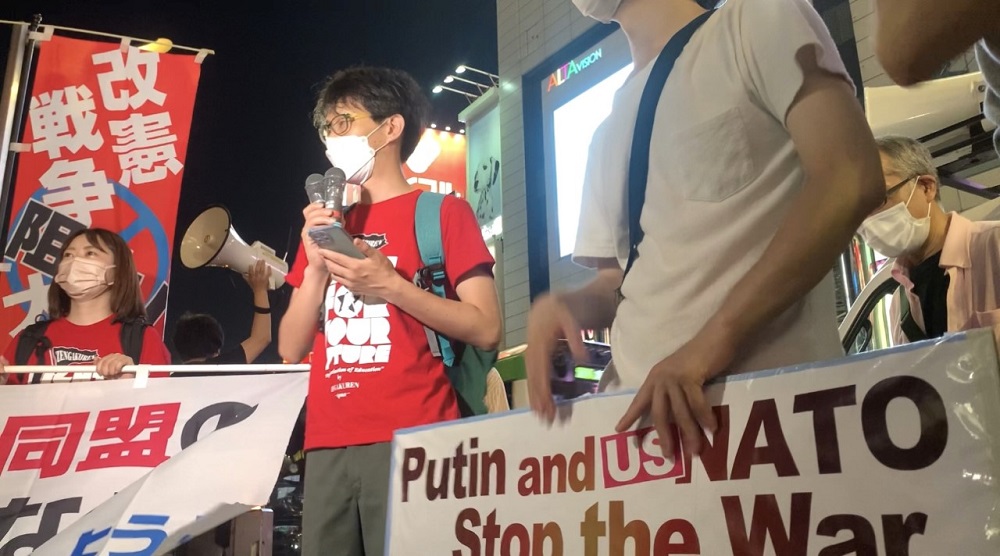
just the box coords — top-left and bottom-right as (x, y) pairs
(1, 34), (203, 347)
(0, 372), (307, 554)
(388, 330), (1000, 555)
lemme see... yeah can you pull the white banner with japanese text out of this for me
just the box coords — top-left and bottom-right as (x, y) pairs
(388, 330), (1000, 555)
(2, 34), (203, 348)
(0, 372), (307, 554)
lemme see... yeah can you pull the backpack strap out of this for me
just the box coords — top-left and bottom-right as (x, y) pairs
(621, 9), (715, 299)
(15, 320), (52, 365)
(415, 192), (446, 286)
(114, 317), (148, 363)
(413, 191), (456, 366)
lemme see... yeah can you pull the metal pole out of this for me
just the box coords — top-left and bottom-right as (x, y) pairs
(0, 14), (41, 251)
(456, 65), (499, 85)
(446, 75), (489, 94)
(435, 85), (478, 101)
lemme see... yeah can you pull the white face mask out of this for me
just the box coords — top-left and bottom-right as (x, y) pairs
(571, 0), (623, 23)
(324, 120), (387, 185)
(858, 181), (931, 258)
(56, 258), (115, 301)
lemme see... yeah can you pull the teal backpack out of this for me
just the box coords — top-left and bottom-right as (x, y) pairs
(413, 192), (497, 417)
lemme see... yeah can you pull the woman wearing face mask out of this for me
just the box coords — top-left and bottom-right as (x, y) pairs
(858, 136), (1000, 343)
(0, 228), (171, 384)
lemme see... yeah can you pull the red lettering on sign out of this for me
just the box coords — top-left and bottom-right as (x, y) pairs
(77, 403), (180, 471)
(0, 413), (89, 478)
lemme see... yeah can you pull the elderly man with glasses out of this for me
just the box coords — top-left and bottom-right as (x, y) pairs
(858, 135), (1000, 343)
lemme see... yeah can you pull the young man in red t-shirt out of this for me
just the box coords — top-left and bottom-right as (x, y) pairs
(278, 66), (501, 556)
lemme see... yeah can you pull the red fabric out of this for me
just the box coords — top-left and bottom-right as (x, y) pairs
(3, 315), (171, 384)
(286, 191), (494, 449)
(1, 35), (202, 345)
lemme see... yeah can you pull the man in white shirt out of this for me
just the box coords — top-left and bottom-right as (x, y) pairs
(525, 0), (884, 457)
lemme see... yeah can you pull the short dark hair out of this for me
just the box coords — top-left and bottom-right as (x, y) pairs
(313, 66), (430, 162)
(173, 313), (224, 362)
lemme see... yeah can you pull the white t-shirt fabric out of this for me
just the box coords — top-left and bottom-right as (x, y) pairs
(573, 0), (850, 389)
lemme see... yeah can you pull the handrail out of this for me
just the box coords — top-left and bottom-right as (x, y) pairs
(3, 364), (310, 388)
(4, 364), (309, 374)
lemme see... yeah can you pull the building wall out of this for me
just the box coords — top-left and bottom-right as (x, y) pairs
(495, 0), (593, 346)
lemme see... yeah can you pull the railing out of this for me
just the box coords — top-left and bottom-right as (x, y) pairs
(4, 364), (310, 387)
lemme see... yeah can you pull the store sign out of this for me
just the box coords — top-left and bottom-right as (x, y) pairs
(547, 48), (603, 92)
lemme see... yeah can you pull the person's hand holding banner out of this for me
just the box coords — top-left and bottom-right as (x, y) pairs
(388, 329), (1000, 554)
(616, 329), (726, 456)
(93, 353), (135, 379)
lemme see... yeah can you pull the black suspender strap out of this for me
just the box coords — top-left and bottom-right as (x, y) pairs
(622, 9), (716, 291)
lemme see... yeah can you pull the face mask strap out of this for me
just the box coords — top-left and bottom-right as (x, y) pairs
(904, 178), (935, 221)
(365, 118), (388, 139)
(365, 118), (391, 154)
(903, 179), (919, 207)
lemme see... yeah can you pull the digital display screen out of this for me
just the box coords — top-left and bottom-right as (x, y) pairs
(539, 29), (632, 261)
(551, 65), (632, 256)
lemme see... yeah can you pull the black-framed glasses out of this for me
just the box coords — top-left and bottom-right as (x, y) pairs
(320, 113), (372, 139)
(879, 174), (919, 209)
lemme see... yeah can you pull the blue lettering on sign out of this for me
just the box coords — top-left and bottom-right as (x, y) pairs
(70, 514), (169, 556)
(69, 527), (112, 556)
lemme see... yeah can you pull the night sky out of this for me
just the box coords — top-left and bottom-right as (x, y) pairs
(0, 1), (498, 362)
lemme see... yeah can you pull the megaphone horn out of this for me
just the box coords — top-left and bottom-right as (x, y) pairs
(180, 205), (289, 289)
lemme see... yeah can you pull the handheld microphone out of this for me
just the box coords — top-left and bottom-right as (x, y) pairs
(322, 167), (348, 219)
(304, 167), (358, 258)
(304, 173), (326, 205)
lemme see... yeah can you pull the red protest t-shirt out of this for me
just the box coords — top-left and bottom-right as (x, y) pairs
(286, 191), (494, 450)
(3, 315), (171, 384)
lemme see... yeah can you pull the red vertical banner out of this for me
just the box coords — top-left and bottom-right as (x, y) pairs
(1, 35), (203, 351)
(403, 129), (467, 198)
